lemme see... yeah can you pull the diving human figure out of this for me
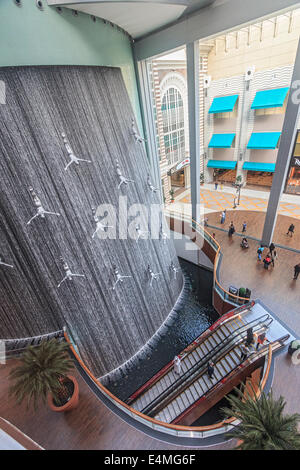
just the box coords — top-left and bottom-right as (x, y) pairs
(116, 160), (134, 189)
(0, 256), (14, 269)
(91, 208), (113, 239)
(170, 261), (180, 280)
(160, 223), (168, 244)
(112, 266), (132, 290)
(27, 187), (61, 225)
(131, 118), (146, 144)
(135, 224), (149, 243)
(147, 173), (158, 193)
(57, 258), (85, 288)
(148, 265), (161, 287)
(62, 132), (91, 171)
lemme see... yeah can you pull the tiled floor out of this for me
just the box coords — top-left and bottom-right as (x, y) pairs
(178, 188), (300, 220)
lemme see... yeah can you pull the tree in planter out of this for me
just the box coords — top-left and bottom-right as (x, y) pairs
(9, 338), (76, 410)
(169, 189), (175, 202)
(236, 175), (242, 185)
(222, 387), (300, 450)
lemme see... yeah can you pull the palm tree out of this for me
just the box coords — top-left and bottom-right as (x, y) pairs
(222, 387), (300, 450)
(9, 338), (75, 410)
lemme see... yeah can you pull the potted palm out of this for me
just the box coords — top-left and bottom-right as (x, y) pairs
(200, 173), (204, 185)
(9, 338), (79, 412)
(222, 387), (300, 450)
(169, 189), (175, 203)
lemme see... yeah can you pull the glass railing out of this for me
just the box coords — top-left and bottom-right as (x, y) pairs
(165, 209), (251, 306)
(64, 328), (273, 441)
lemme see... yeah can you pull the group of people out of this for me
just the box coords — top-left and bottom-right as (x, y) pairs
(173, 327), (268, 385)
(257, 242), (277, 270)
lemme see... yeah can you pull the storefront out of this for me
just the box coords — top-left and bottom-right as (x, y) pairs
(285, 130), (300, 194)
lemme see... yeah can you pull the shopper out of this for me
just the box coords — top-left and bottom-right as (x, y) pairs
(215, 181), (218, 190)
(242, 221), (247, 233)
(263, 254), (272, 270)
(220, 210), (226, 224)
(228, 222), (235, 238)
(293, 263), (300, 280)
(207, 361), (215, 380)
(240, 343), (249, 361)
(241, 238), (249, 249)
(173, 356), (181, 375)
(257, 246), (264, 261)
(269, 242), (275, 255)
(287, 223), (295, 237)
(256, 332), (266, 350)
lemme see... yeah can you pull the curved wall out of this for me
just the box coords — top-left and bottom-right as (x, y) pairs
(0, 65), (183, 376)
(0, 0), (142, 130)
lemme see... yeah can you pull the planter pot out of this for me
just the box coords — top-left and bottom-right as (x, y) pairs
(171, 199), (175, 203)
(48, 376), (79, 412)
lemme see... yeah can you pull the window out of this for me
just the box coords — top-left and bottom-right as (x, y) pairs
(161, 88), (185, 166)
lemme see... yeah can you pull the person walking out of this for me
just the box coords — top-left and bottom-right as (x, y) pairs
(242, 221), (247, 233)
(240, 343), (249, 361)
(256, 332), (266, 351)
(233, 196), (237, 209)
(269, 242), (275, 255)
(293, 263), (300, 280)
(263, 254), (272, 270)
(207, 361), (215, 380)
(287, 223), (295, 237)
(220, 210), (226, 224)
(228, 222), (235, 238)
(173, 356), (181, 375)
(215, 181), (218, 190)
(257, 246), (264, 261)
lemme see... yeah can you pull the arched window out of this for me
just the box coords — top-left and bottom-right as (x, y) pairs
(161, 88), (185, 166)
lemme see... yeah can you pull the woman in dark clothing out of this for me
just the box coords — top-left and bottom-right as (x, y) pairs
(228, 222), (235, 237)
(287, 224), (295, 237)
(263, 255), (272, 270)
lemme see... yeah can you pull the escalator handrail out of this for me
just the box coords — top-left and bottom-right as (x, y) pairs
(144, 323), (270, 417)
(139, 314), (273, 414)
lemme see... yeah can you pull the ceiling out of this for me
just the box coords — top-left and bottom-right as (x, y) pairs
(47, 1), (216, 38)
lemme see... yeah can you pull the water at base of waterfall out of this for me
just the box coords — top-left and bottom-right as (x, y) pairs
(102, 258), (219, 402)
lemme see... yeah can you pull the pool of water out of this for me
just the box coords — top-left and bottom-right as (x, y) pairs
(101, 259), (219, 402)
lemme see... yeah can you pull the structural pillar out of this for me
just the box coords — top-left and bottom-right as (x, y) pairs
(261, 39), (300, 246)
(186, 41), (201, 223)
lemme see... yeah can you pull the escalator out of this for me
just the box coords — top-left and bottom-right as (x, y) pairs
(128, 306), (273, 424)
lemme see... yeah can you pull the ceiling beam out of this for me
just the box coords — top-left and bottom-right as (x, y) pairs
(134, 0), (300, 60)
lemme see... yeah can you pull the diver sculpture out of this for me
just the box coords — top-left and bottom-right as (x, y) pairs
(131, 118), (146, 144)
(147, 265), (161, 287)
(116, 160), (134, 189)
(0, 256), (14, 269)
(62, 132), (91, 171)
(135, 224), (149, 243)
(147, 173), (158, 193)
(112, 265), (132, 290)
(160, 223), (168, 244)
(57, 257), (85, 288)
(91, 208), (113, 239)
(170, 261), (180, 280)
(27, 187), (61, 226)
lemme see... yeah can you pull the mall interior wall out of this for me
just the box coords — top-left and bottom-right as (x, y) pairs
(0, 1), (142, 130)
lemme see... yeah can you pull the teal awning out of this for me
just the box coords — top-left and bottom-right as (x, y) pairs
(208, 133), (236, 148)
(247, 132), (281, 149)
(209, 95), (239, 114)
(243, 162), (276, 173)
(207, 160), (237, 170)
(251, 87), (289, 109)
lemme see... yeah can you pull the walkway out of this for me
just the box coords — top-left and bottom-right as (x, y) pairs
(176, 184), (300, 220)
